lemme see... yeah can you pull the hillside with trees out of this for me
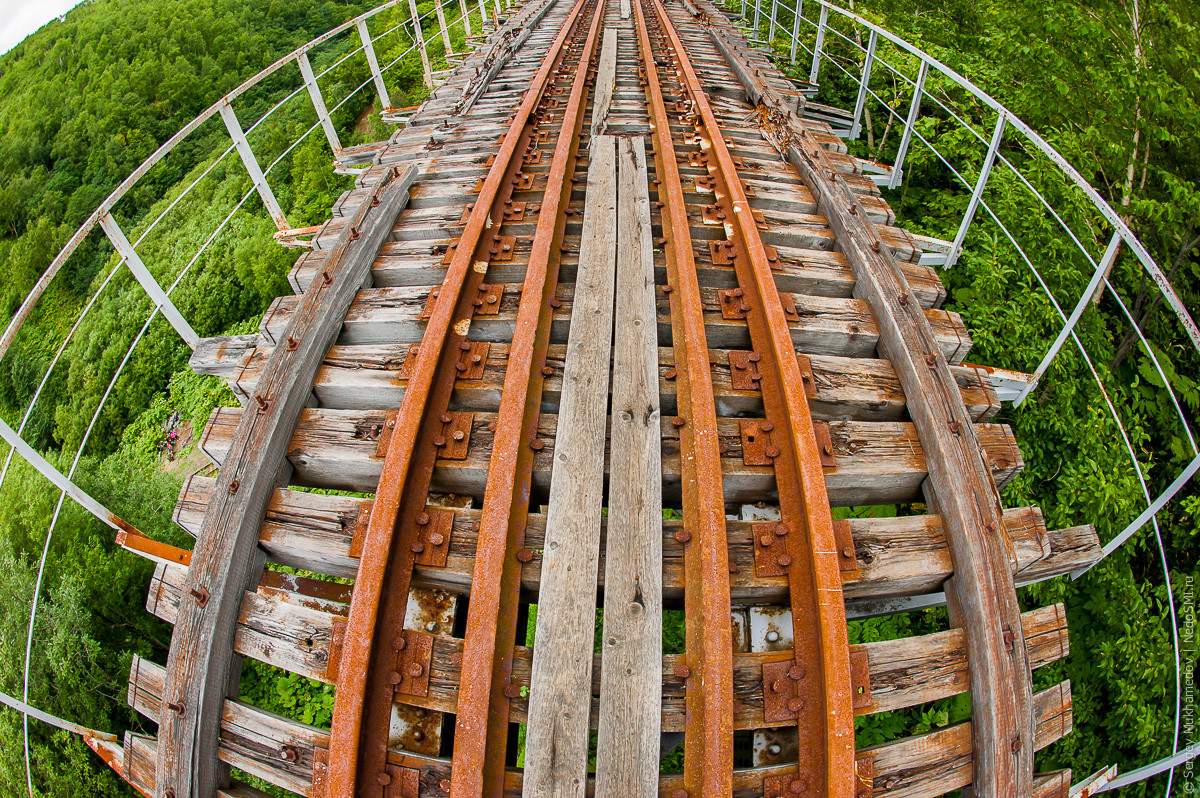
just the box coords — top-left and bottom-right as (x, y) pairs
(0, 0), (1196, 794)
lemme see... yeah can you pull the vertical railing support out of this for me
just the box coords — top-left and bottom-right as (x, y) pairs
(788, 0), (803, 63)
(945, 113), (1007, 269)
(807, 4), (827, 87)
(297, 52), (342, 154)
(1016, 233), (1123, 405)
(887, 57), (927, 190)
(97, 213), (199, 348)
(753, 0), (762, 40)
(357, 19), (393, 111)
(435, 0), (455, 57)
(459, 0), (472, 38)
(849, 29), (877, 139)
(768, 0), (778, 43)
(494, 0), (502, 23)
(478, 0), (491, 32)
(408, 0), (435, 89)
(218, 99), (290, 231)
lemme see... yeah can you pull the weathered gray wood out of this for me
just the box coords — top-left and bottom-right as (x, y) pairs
(523, 134), (618, 798)
(591, 30), (618, 137)
(155, 164), (416, 798)
(259, 282), (971, 361)
(595, 136), (661, 797)
(198, 406), (1024, 504)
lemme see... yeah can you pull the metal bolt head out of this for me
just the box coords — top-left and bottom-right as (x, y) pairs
(407, 662), (424, 677)
(788, 697), (805, 713)
(766, 630), (780, 643)
(516, 548), (534, 563)
(388, 671), (402, 685)
(777, 553), (792, 567)
(843, 546), (855, 559)
(789, 664), (807, 680)
(392, 636), (407, 651)
(674, 664), (691, 679)
(675, 529), (692, 543)
(416, 512), (431, 525)
(774, 522), (789, 537)
(377, 772), (392, 786)
(429, 533), (445, 546)
(759, 534), (774, 548)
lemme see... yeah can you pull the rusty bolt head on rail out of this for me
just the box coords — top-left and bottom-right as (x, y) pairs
(675, 529), (692, 543)
(377, 772), (392, 786)
(674, 664), (691, 679)
(664, 368), (677, 380)
(280, 745), (299, 763)
(391, 637), (407, 651)
(189, 587), (210, 607)
(285, 335), (299, 351)
(516, 548), (534, 562)
(788, 777), (809, 794)
(529, 438), (545, 451)
(166, 700), (186, 717)
(775, 521), (790, 537)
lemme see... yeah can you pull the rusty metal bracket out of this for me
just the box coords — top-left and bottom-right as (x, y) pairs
(523, 148), (543, 165)
(709, 239), (735, 265)
(740, 419), (779, 466)
(391, 629), (434, 698)
(753, 521), (790, 577)
(434, 412), (473, 460)
(375, 410), (400, 458)
(718, 287), (751, 320)
(832, 518), (858, 574)
(380, 763), (421, 797)
(778, 290), (799, 321)
(490, 235), (518, 261)
(688, 150), (709, 168)
(324, 619), (348, 682)
(761, 658), (806, 723)
(501, 201), (527, 221)
(856, 754), (876, 797)
(700, 204), (726, 225)
(514, 172), (534, 191)
(763, 242), (779, 269)
(849, 646), (872, 710)
(455, 341), (490, 380)
(395, 344), (423, 382)
(728, 350), (763, 391)
(794, 352), (818, 398)
(348, 504), (372, 558)
(473, 283), (504, 315)
(312, 747), (330, 798)
(693, 174), (714, 192)
(421, 286), (441, 319)
(413, 506), (454, 567)
(813, 421), (837, 468)
(442, 242), (461, 265)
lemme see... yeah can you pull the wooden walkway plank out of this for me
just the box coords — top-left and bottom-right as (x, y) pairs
(595, 136), (662, 796)
(591, 29), (618, 137)
(522, 134), (619, 797)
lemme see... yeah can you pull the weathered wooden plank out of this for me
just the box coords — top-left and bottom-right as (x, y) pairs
(258, 282), (970, 361)
(595, 136), (661, 796)
(198, 406), (1023, 503)
(191, 337), (999, 422)
(155, 164), (416, 798)
(591, 30), (618, 137)
(523, 133), (618, 797)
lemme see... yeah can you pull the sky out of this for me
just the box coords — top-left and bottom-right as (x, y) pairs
(0, 0), (85, 56)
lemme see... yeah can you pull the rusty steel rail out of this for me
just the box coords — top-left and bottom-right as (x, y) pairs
(637, 0), (857, 793)
(326, 0), (597, 793)
(452, 0), (608, 791)
(632, 0), (736, 790)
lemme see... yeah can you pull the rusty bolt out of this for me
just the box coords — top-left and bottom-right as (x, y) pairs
(407, 662), (424, 677)
(392, 636), (407, 651)
(440, 412), (452, 424)
(948, 421), (962, 435)
(411, 541), (425, 553)
(453, 430), (466, 442)
(789, 778), (808, 794)
(765, 445), (780, 458)
(416, 512), (431, 525)
(662, 284), (673, 293)
(664, 369), (677, 380)
(529, 438), (545, 451)
(777, 554), (793, 567)
(675, 529), (692, 543)
(775, 522), (789, 537)
(516, 548), (534, 562)
(433, 436), (447, 448)
(378, 772), (392, 786)
(843, 546), (856, 559)
(849, 205), (858, 215)
(164, 791), (176, 798)
(748, 352), (761, 362)
(254, 394), (270, 412)
(760, 421), (775, 432)
(1011, 737), (1022, 753)
(189, 587), (210, 607)
(772, 678), (789, 694)
(789, 664), (807, 680)
(759, 534), (774, 548)
(429, 532), (445, 546)
(503, 681), (521, 698)
(166, 701), (186, 717)
(926, 353), (938, 367)
(672, 417), (686, 428)
(788, 697), (805, 713)
(541, 365), (554, 376)
(228, 479), (239, 495)
(674, 664), (691, 679)
(898, 292), (909, 306)
(280, 745), (299, 763)
(285, 335), (299, 351)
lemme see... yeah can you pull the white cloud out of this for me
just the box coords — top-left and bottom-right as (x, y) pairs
(0, 0), (86, 56)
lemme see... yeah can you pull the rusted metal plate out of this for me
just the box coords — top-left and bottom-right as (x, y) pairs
(472, 283), (505, 315)
(740, 419), (780, 466)
(489, 235), (518, 261)
(394, 344), (423, 382)
(375, 410), (400, 458)
(832, 518), (859, 574)
(433, 412), (473, 460)
(728, 350), (763, 390)
(413, 506), (454, 567)
(761, 659), (807, 723)
(753, 521), (791, 577)
(421, 285), (442, 319)
(324, 619), (348, 681)
(794, 352), (818, 398)
(710, 239), (735, 265)
(348, 505), (372, 559)
(454, 341), (490, 380)
(391, 629), (434, 698)
(718, 287), (751, 319)
(813, 421), (837, 468)
(850, 646), (872, 709)
(312, 746), (330, 798)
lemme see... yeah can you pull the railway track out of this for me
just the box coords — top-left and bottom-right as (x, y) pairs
(101, 0), (1104, 794)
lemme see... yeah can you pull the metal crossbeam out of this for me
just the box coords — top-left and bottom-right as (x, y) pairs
(98, 213), (199, 348)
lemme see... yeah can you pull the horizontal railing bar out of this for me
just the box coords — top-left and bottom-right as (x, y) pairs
(0, 687), (116, 743)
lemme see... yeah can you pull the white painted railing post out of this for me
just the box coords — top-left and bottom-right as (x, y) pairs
(849, 29), (877, 139)
(494, 0), (502, 22)
(435, 0), (454, 56)
(1016, 233), (1123, 405)
(407, 0), (435, 89)
(297, 52), (342, 154)
(217, 99), (290, 231)
(357, 19), (394, 111)
(753, 0), (762, 39)
(98, 213), (199, 348)
(459, 0), (472, 37)
(807, 4), (827, 87)
(788, 0), (802, 63)
(768, 0), (778, 42)
(479, 0), (491, 32)
(887, 57), (927, 190)
(945, 112), (1006, 269)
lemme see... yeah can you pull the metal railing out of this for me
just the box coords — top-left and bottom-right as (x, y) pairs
(729, 0), (1197, 792)
(0, 0), (508, 792)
